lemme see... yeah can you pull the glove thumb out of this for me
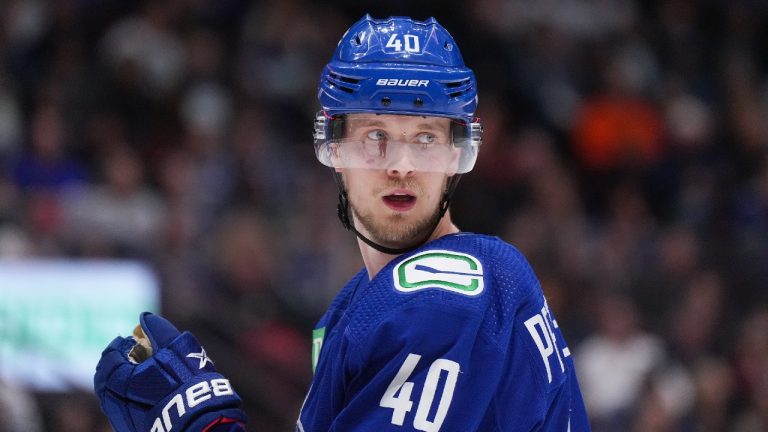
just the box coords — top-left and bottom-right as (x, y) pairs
(139, 312), (180, 349)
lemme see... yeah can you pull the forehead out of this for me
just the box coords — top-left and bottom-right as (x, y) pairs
(345, 113), (451, 131)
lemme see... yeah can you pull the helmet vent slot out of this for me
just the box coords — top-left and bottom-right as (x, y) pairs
(445, 80), (467, 88)
(329, 72), (362, 85)
(327, 72), (362, 94)
(444, 78), (472, 98)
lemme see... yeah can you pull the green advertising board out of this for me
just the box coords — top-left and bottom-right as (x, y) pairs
(0, 260), (159, 391)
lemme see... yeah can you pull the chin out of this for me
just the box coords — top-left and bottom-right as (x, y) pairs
(353, 202), (438, 245)
(376, 218), (435, 245)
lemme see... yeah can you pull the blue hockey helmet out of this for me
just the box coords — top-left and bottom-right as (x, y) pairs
(318, 14), (478, 120)
(315, 15), (482, 174)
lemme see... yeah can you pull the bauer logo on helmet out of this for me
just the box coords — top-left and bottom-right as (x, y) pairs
(375, 79), (429, 87)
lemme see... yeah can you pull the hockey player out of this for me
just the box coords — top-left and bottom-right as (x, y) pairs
(94, 15), (590, 432)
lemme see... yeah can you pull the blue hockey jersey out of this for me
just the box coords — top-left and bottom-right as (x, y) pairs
(297, 233), (590, 431)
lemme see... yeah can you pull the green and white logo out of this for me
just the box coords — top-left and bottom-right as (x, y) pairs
(393, 250), (484, 296)
(312, 327), (325, 373)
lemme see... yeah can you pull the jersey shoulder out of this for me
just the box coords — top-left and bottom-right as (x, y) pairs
(436, 233), (545, 340)
(422, 233), (543, 305)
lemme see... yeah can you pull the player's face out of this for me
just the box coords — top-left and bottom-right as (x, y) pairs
(339, 114), (453, 248)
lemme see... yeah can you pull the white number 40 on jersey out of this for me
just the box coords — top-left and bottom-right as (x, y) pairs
(379, 353), (459, 432)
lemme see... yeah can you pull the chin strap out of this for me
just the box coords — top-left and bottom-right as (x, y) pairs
(333, 171), (461, 255)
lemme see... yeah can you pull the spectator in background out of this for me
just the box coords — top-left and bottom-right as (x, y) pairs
(732, 308), (768, 432)
(99, 0), (185, 98)
(730, 155), (768, 310)
(634, 224), (702, 336)
(11, 101), (89, 192)
(0, 379), (43, 432)
(61, 144), (165, 258)
(152, 146), (208, 321)
(9, 100), (89, 255)
(575, 293), (667, 431)
(669, 272), (728, 362)
(571, 51), (665, 213)
(499, 132), (594, 330)
(237, 0), (335, 105)
(0, 73), (22, 162)
(184, 208), (311, 432)
(679, 357), (735, 432)
(45, 392), (108, 432)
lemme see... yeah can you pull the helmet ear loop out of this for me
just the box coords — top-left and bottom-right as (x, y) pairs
(328, 115), (353, 230)
(438, 174), (462, 221)
(333, 171), (353, 230)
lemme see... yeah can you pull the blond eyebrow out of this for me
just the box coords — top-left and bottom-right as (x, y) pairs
(415, 122), (441, 131)
(353, 119), (387, 128)
(345, 119), (384, 135)
(350, 120), (443, 129)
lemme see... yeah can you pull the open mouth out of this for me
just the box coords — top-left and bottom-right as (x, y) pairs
(383, 192), (416, 211)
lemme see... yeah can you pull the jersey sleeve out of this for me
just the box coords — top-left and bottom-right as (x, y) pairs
(493, 247), (591, 431)
(496, 289), (589, 431)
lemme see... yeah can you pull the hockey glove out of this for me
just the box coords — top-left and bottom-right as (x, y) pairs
(94, 312), (247, 432)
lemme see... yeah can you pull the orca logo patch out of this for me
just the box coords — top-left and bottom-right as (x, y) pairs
(393, 250), (484, 296)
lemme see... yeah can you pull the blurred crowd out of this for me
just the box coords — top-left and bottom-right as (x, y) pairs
(0, 0), (766, 431)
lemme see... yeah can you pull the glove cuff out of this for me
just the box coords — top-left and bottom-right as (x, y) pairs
(199, 410), (248, 432)
(144, 374), (242, 431)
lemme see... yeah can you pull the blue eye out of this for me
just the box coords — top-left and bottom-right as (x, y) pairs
(416, 133), (435, 145)
(367, 130), (387, 141)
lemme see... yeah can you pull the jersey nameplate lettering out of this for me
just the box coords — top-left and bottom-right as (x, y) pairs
(524, 300), (570, 384)
(393, 250), (484, 296)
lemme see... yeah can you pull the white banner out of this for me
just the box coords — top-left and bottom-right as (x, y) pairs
(0, 260), (160, 391)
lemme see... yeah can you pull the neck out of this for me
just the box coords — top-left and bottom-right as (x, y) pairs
(358, 210), (459, 279)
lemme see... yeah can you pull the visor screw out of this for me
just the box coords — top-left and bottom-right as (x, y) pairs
(414, 98), (423, 107)
(381, 97), (391, 106)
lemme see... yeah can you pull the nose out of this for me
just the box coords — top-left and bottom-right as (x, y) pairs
(385, 145), (416, 178)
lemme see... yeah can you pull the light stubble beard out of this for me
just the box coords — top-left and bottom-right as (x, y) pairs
(350, 182), (443, 248)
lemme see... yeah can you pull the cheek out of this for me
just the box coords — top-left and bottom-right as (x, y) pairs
(341, 170), (376, 201)
(421, 174), (449, 201)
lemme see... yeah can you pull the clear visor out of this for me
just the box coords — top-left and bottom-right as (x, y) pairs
(314, 112), (481, 174)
